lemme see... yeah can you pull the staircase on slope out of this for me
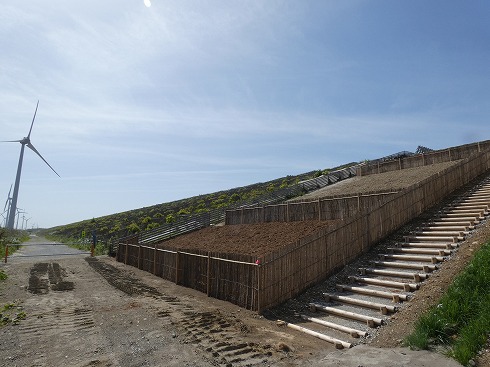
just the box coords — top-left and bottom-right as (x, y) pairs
(277, 176), (490, 349)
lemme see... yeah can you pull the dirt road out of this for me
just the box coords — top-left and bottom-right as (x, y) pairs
(0, 236), (464, 367)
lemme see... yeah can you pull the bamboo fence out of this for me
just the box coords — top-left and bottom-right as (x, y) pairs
(116, 142), (490, 312)
(357, 140), (490, 176)
(225, 191), (398, 225)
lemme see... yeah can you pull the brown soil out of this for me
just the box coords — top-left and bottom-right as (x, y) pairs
(158, 220), (341, 257)
(298, 160), (460, 198)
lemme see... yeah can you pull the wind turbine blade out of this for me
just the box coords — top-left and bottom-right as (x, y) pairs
(26, 143), (61, 177)
(0, 139), (23, 143)
(28, 100), (40, 138)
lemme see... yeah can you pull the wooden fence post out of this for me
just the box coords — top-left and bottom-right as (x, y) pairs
(137, 244), (142, 269)
(207, 252), (211, 296)
(175, 251), (180, 285)
(318, 199), (321, 221)
(124, 243), (128, 265)
(256, 264), (261, 313)
(153, 244), (157, 275)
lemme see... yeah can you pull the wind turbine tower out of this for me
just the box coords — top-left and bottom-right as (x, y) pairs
(2, 101), (60, 229)
(2, 184), (13, 227)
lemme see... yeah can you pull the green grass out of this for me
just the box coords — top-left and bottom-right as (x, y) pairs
(405, 241), (490, 365)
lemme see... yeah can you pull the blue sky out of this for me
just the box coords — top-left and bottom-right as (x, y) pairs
(1, 1), (489, 228)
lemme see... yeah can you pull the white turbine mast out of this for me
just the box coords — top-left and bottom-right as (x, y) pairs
(1, 101), (60, 229)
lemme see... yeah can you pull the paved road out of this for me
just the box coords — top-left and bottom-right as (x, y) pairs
(5, 234), (90, 263)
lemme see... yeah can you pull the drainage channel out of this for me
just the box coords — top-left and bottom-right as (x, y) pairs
(277, 177), (490, 349)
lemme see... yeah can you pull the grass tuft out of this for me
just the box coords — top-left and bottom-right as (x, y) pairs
(405, 242), (490, 365)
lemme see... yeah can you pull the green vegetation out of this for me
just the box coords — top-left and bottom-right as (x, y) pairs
(41, 162), (360, 246)
(0, 302), (26, 327)
(0, 228), (28, 260)
(405, 242), (490, 365)
(41, 171), (316, 244)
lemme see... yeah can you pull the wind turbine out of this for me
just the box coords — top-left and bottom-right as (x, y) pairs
(3, 184), (12, 227)
(1, 101), (60, 229)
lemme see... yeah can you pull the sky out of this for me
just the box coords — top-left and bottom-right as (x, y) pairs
(1, 0), (489, 229)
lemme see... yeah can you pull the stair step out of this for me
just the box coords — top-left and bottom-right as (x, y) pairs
(371, 261), (436, 273)
(349, 276), (418, 291)
(413, 231), (464, 236)
(279, 320), (352, 349)
(404, 235), (459, 242)
(309, 303), (384, 328)
(300, 314), (367, 338)
(337, 283), (409, 302)
(387, 247), (452, 256)
(323, 293), (397, 314)
(419, 226), (470, 233)
(379, 254), (444, 263)
(400, 242), (457, 249)
(428, 220), (475, 227)
(359, 268), (428, 281)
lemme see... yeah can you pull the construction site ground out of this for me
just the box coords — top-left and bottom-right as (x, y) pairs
(1, 162), (489, 366)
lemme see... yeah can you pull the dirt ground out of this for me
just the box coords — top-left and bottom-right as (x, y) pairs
(1, 163), (489, 366)
(1, 225), (488, 367)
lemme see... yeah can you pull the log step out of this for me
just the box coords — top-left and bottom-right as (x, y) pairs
(309, 303), (384, 327)
(404, 235), (458, 243)
(323, 293), (397, 314)
(420, 226), (470, 232)
(440, 213), (484, 219)
(279, 320), (352, 349)
(336, 283), (409, 302)
(450, 204), (489, 210)
(400, 242), (457, 249)
(429, 220), (475, 226)
(413, 231), (464, 236)
(349, 276), (418, 291)
(387, 247), (452, 256)
(436, 216), (479, 223)
(379, 254), (444, 263)
(371, 260), (436, 273)
(300, 314), (367, 338)
(359, 267), (428, 282)
(445, 210), (487, 217)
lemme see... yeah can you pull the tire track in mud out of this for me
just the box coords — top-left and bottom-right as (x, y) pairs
(86, 258), (274, 367)
(18, 262), (110, 366)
